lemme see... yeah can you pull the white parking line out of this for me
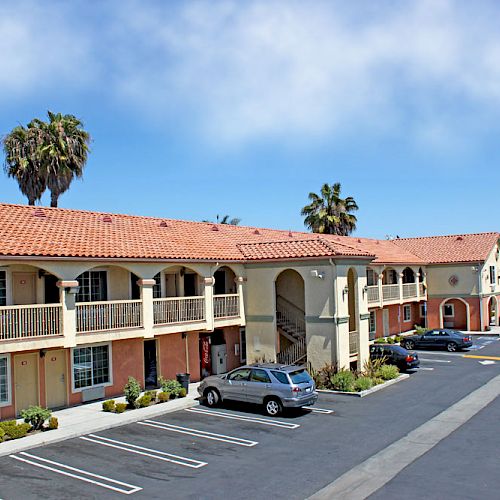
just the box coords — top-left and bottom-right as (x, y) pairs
(185, 407), (300, 429)
(309, 408), (335, 414)
(80, 434), (207, 468)
(419, 358), (451, 363)
(418, 367), (435, 371)
(10, 452), (141, 495)
(138, 420), (258, 447)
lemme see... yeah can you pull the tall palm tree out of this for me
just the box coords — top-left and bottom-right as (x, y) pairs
(3, 122), (46, 205)
(41, 112), (90, 207)
(301, 182), (358, 235)
(203, 215), (241, 225)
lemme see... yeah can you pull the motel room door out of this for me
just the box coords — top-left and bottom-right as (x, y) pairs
(45, 350), (68, 409)
(12, 272), (36, 305)
(383, 309), (390, 337)
(14, 352), (39, 414)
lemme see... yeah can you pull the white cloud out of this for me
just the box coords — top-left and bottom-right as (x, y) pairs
(2, 0), (500, 147)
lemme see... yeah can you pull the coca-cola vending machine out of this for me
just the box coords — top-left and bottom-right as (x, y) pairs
(200, 335), (211, 378)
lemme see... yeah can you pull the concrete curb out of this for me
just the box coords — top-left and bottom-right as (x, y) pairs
(317, 374), (410, 398)
(0, 385), (201, 458)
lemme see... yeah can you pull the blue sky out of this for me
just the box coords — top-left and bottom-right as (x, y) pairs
(1, 0), (499, 238)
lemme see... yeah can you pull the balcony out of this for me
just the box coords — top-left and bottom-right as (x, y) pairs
(367, 282), (426, 306)
(153, 297), (205, 325)
(0, 304), (62, 341)
(214, 294), (240, 319)
(76, 300), (143, 333)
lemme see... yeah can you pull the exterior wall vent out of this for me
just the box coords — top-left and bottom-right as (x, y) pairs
(288, 231), (293, 237)
(456, 236), (463, 241)
(211, 225), (219, 231)
(33, 208), (46, 218)
(253, 229), (261, 235)
(102, 216), (112, 223)
(159, 221), (168, 227)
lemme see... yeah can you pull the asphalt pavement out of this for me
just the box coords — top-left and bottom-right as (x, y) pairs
(0, 336), (498, 499)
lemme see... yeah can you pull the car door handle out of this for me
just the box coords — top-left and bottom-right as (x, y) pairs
(265, 385), (272, 389)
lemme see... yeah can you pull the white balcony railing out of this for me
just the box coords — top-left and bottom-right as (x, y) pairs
(153, 296), (205, 325)
(0, 304), (62, 341)
(402, 283), (418, 299)
(214, 294), (240, 319)
(76, 300), (143, 333)
(382, 284), (400, 302)
(366, 286), (380, 304)
(349, 330), (358, 355)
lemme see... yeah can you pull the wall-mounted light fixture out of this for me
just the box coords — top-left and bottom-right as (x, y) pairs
(310, 270), (325, 279)
(342, 285), (349, 298)
(362, 284), (368, 297)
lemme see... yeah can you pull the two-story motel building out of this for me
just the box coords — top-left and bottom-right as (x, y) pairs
(0, 203), (498, 418)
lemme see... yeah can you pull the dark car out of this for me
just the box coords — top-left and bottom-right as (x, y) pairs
(370, 344), (420, 371)
(401, 329), (473, 352)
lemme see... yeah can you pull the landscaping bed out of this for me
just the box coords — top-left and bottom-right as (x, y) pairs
(317, 373), (409, 397)
(0, 406), (58, 444)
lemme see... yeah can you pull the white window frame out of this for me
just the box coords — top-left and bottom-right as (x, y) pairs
(369, 311), (376, 334)
(71, 342), (113, 393)
(76, 269), (109, 303)
(403, 304), (411, 322)
(443, 304), (455, 317)
(0, 269), (6, 306)
(0, 353), (11, 407)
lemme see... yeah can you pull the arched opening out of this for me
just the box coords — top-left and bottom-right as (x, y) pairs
(275, 269), (306, 364)
(441, 298), (469, 330)
(366, 268), (379, 286)
(347, 268), (357, 333)
(382, 267), (398, 285)
(213, 266), (237, 296)
(488, 296), (497, 327)
(152, 265), (204, 299)
(402, 267), (416, 284)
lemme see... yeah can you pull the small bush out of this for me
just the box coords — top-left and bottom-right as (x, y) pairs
(0, 421), (31, 440)
(102, 400), (116, 412)
(329, 370), (355, 392)
(48, 417), (59, 430)
(376, 364), (400, 381)
(136, 394), (152, 408)
(0, 427), (5, 442)
(386, 337), (395, 344)
(178, 388), (187, 398)
(363, 357), (386, 378)
(115, 403), (127, 413)
(374, 338), (386, 344)
(159, 378), (183, 397)
(157, 391), (170, 402)
(145, 390), (157, 402)
(373, 377), (385, 385)
(354, 376), (375, 392)
(310, 363), (338, 389)
(414, 325), (428, 335)
(394, 335), (402, 342)
(20, 406), (51, 431)
(124, 376), (142, 408)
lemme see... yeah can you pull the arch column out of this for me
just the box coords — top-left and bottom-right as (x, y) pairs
(57, 280), (79, 348)
(204, 277), (215, 331)
(137, 278), (156, 338)
(235, 276), (246, 326)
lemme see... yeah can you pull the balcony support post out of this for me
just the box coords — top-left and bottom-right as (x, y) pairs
(235, 276), (246, 326)
(138, 279), (155, 338)
(377, 273), (384, 308)
(398, 272), (404, 304)
(57, 280), (78, 348)
(204, 277), (215, 331)
(416, 272), (421, 301)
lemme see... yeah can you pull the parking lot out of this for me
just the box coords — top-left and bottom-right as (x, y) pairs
(0, 336), (499, 500)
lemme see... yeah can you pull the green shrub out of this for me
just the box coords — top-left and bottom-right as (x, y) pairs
(124, 376), (142, 408)
(159, 378), (183, 397)
(329, 370), (355, 392)
(145, 390), (157, 402)
(354, 376), (375, 392)
(0, 427), (5, 442)
(115, 403), (127, 413)
(310, 363), (338, 389)
(136, 394), (152, 408)
(102, 400), (116, 412)
(20, 406), (51, 431)
(178, 388), (187, 398)
(157, 391), (170, 402)
(394, 335), (402, 342)
(0, 421), (31, 439)
(374, 337), (386, 344)
(48, 417), (58, 430)
(386, 337), (395, 344)
(376, 364), (400, 380)
(0, 420), (16, 433)
(363, 357), (386, 378)
(414, 325), (428, 335)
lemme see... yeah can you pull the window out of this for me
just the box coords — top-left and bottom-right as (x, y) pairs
(443, 304), (454, 317)
(369, 311), (376, 340)
(0, 355), (10, 405)
(366, 269), (376, 286)
(0, 270), (6, 306)
(490, 266), (496, 285)
(403, 305), (411, 322)
(76, 271), (107, 302)
(289, 369), (312, 384)
(239, 328), (246, 363)
(153, 273), (162, 299)
(250, 369), (271, 383)
(420, 304), (427, 318)
(72, 344), (111, 390)
(228, 368), (251, 381)
(271, 371), (290, 384)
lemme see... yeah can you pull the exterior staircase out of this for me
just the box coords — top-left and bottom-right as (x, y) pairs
(276, 295), (307, 365)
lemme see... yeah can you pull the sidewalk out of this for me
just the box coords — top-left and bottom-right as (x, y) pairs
(0, 382), (201, 458)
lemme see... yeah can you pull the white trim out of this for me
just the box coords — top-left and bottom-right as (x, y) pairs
(0, 353), (11, 407)
(403, 304), (411, 322)
(443, 303), (455, 317)
(71, 341), (113, 393)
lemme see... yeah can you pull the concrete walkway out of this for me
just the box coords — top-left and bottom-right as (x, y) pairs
(0, 382), (201, 458)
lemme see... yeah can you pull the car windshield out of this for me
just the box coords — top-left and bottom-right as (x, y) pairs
(289, 369), (312, 384)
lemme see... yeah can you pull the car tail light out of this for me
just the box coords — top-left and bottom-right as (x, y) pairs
(292, 387), (301, 394)
(406, 355), (414, 362)
(464, 337), (470, 342)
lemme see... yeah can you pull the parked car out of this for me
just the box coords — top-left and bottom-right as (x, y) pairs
(198, 363), (318, 416)
(401, 329), (473, 352)
(369, 344), (420, 371)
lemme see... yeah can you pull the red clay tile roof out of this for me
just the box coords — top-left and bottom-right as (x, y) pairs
(393, 233), (500, 264)
(0, 204), (371, 262)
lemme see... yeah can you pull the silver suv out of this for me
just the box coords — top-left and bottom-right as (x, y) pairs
(197, 363), (318, 416)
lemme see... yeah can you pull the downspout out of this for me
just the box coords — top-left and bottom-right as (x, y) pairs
(478, 262), (483, 332)
(330, 259), (339, 366)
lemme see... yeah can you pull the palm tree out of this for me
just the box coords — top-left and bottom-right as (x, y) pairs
(203, 215), (241, 225)
(41, 112), (90, 207)
(3, 122), (46, 205)
(301, 182), (358, 235)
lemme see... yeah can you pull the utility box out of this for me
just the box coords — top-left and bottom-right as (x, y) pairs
(211, 344), (227, 375)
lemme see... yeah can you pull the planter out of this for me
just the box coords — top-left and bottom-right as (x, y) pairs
(317, 374), (409, 398)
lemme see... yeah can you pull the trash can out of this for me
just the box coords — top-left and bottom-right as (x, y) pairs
(176, 373), (190, 393)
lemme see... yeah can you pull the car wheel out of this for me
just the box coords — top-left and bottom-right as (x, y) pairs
(404, 340), (415, 350)
(264, 397), (283, 417)
(447, 342), (457, 352)
(204, 388), (220, 407)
